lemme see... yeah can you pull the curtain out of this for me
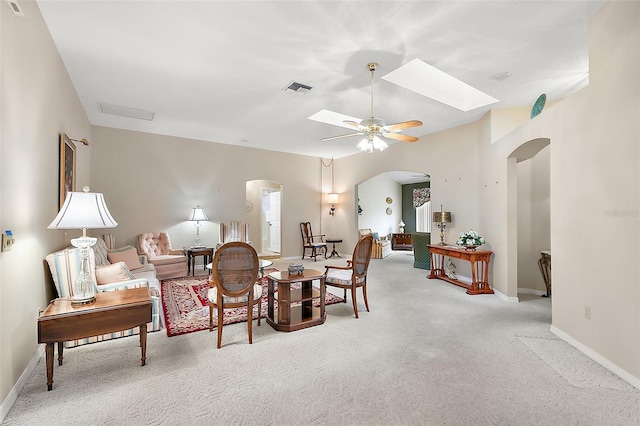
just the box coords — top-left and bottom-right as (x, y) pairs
(416, 201), (431, 232)
(413, 188), (430, 208)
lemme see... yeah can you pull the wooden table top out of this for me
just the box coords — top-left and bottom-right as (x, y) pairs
(40, 287), (151, 319)
(267, 269), (324, 282)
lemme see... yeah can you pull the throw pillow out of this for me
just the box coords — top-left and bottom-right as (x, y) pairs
(92, 238), (110, 266)
(95, 262), (135, 285)
(107, 245), (143, 270)
(371, 232), (380, 241)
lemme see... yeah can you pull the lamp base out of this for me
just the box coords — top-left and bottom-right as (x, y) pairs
(71, 295), (96, 306)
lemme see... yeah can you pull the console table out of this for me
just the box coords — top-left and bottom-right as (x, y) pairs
(37, 287), (152, 390)
(428, 244), (493, 295)
(267, 269), (325, 332)
(392, 233), (412, 250)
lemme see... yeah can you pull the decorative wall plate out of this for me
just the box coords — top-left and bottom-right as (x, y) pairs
(386, 207), (392, 215)
(386, 197), (393, 204)
(530, 93), (546, 119)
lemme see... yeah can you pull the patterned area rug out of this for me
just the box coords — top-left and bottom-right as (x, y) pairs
(161, 270), (344, 337)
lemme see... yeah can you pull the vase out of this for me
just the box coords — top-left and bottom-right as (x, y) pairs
(464, 245), (479, 251)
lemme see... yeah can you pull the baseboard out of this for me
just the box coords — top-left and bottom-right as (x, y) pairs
(518, 287), (546, 296)
(0, 344), (44, 423)
(493, 288), (519, 302)
(550, 325), (640, 390)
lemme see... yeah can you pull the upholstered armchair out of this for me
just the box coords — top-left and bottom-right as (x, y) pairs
(358, 228), (392, 259)
(216, 221), (251, 250)
(137, 232), (188, 280)
(411, 232), (431, 270)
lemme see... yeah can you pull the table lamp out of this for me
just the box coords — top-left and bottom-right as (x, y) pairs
(432, 205), (451, 245)
(48, 187), (118, 305)
(188, 205), (208, 247)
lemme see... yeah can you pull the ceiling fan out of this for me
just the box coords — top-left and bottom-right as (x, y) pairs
(321, 62), (423, 153)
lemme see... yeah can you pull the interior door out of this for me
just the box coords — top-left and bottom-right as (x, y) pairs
(268, 190), (281, 253)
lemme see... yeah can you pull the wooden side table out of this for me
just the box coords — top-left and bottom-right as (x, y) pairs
(37, 288), (152, 390)
(325, 238), (342, 258)
(184, 246), (214, 276)
(267, 269), (325, 332)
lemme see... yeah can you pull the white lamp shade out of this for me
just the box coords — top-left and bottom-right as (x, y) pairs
(48, 191), (118, 229)
(188, 205), (208, 221)
(327, 193), (339, 204)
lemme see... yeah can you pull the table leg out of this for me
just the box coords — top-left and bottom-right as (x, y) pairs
(57, 341), (64, 366)
(45, 343), (54, 391)
(538, 254), (551, 297)
(140, 323), (147, 366)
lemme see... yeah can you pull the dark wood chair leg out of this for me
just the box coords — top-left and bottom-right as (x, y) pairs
(217, 306), (223, 348)
(362, 284), (370, 312)
(351, 286), (359, 318)
(247, 300), (253, 344)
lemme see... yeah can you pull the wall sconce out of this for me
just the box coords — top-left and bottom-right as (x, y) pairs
(432, 204), (452, 245)
(328, 193), (339, 215)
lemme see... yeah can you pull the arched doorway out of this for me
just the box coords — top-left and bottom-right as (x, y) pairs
(507, 137), (551, 300)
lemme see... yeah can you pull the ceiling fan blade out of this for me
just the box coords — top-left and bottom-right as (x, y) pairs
(343, 120), (363, 130)
(321, 132), (363, 142)
(384, 120), (423, 131)
(383, 132), (419, 143)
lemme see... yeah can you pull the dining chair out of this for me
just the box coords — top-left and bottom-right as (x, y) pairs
(324, 235), (374, 318)
(300, 221), (327, 261)
(207, 242), (261, 348)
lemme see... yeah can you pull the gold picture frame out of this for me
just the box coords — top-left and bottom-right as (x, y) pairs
(59, 133), (76, 209)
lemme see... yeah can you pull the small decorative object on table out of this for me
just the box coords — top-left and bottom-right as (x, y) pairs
(456, 229), (485, 251)
(288, 263), (304, 275)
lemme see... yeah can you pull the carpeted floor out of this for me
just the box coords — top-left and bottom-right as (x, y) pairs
(3, 252), (639, 425)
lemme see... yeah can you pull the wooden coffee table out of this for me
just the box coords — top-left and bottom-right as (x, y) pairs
(37, 287), (152, 390)
(266, 269), (325, 332)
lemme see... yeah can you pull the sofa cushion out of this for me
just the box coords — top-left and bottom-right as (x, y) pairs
(108, 245), (143, 270)
(95, 262), (135, 285)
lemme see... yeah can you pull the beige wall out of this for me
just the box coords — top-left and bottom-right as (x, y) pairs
(90, 126), (323, 259)
(0, 0), (92, 407)
(1, 0), (638, 417)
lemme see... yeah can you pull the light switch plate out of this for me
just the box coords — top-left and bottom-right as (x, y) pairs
(1, 232), (14, 252)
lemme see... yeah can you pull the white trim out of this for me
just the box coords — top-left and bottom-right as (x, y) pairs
(0, 345), (44, 423)
(493, 288), (519, 302)
(518, 287), (547, 297)
(550, 325), (640, 390)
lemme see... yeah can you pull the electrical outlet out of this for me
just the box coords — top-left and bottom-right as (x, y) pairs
(584, 305), (591, 320)
(1, 231), (14, 252)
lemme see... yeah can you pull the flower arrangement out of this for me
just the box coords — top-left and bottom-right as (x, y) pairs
(456, 229), (485, 248)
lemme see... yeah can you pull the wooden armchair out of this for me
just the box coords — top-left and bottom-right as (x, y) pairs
(300, 222), (327, 261)
(324, 235), (374, 318)
(207, 242), (262, 348)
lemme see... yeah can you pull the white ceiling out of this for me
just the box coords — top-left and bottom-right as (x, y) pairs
(36, 0), (605, 159)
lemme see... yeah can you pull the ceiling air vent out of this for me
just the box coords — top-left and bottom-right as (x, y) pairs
(283, 81), (312, 95)
(7, 0), (25, 16)
(98, 102), (155, 121)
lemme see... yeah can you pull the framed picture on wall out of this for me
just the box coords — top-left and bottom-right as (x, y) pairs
(59, 133), (76, 209)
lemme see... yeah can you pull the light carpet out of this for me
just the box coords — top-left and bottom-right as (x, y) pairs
(3, 252), (639, 425)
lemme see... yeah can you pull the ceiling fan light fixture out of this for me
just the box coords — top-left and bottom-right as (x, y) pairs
(356, 138), (373, 153)
(372, 136), (388, 152)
